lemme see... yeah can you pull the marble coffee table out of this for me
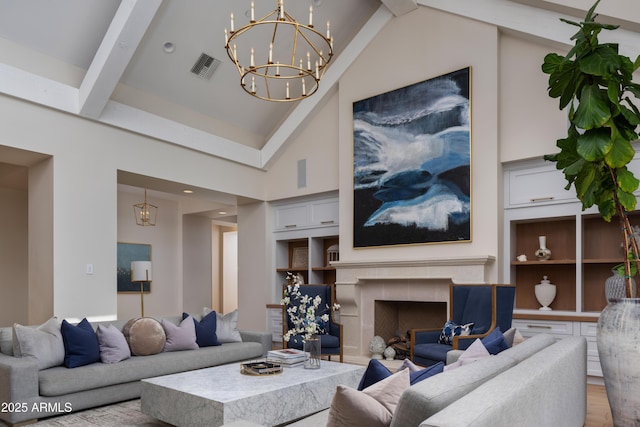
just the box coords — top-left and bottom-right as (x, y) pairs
(140, 360), (365, 427)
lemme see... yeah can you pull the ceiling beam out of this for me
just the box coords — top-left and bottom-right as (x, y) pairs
(78, 0), (162, 119)
(417, 0), (640, 58)
(381, 0), (418, 17)
(260, 4), (394, 169)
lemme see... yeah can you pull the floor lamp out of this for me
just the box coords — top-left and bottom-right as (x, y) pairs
(131, 261), (152, 317)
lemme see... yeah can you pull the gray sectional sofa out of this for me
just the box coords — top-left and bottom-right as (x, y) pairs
(284, 333), (587, 427)
(0, 315), (271, 426)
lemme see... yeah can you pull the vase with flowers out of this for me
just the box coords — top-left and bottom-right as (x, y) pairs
(281, 273), (330, 369)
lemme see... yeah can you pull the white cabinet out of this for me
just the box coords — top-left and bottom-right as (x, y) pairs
(512, 319), (602, 377)
(273, 196), (339, 231)
(505, 161), (575, 208)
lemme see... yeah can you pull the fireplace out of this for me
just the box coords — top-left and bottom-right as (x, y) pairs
(332, 256), (495, 361)
(374, 300), (447, 358)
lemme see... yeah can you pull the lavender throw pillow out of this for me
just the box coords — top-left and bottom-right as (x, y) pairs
(96, 324), (131, 363)
(162, 316), (199, 352)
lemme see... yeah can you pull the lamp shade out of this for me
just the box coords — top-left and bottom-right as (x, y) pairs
(131, 261), (152, 282)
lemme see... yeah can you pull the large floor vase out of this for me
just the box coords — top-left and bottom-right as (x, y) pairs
(596, 298), (640, 426)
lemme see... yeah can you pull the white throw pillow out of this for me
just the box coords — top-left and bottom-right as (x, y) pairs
(203, 307), (243, 343)
(443, 338), (491, 371)
(13, 317), (65, 370)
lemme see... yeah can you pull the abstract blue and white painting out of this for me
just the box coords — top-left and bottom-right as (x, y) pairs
(353, 67), (471, 247)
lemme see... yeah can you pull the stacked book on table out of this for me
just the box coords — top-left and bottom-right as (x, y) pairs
(267, 348), (307, 367)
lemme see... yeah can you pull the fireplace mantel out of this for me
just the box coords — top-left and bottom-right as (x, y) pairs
(331, 255), (496, 361)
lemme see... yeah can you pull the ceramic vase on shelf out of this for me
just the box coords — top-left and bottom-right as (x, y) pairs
(535, 276), (556, 311)
(303, 334), (321, 369)
(605, 269), (637, 303)
(535, 235), (551, 261)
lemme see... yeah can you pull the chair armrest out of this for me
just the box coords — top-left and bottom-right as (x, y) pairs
(239, 331), (272, 357)
(409, 328), (441, 361)
(0, 352), (39, 403)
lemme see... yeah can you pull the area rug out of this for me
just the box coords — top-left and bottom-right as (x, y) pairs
(0, 400), (169, 427)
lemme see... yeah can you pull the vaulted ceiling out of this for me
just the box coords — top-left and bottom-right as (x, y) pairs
(1, 0), (639, 216)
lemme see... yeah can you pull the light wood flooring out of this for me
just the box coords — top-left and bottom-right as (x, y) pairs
(586, 384), (614, 427)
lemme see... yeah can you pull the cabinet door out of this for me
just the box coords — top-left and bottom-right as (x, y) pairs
(309, 199), (339, 226)
(506, 164), (575, 207)
(274, 203), (308, 230)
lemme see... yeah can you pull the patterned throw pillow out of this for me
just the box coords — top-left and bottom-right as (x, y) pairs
(437, 320), (474, 345)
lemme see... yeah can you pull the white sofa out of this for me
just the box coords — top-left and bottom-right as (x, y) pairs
(284, 333), (587, 427)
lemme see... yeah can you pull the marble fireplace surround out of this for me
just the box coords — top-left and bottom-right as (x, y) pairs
(332, 256), (495, 361)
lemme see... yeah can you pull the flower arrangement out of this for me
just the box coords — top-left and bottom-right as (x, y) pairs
(281, 273), (330, 343)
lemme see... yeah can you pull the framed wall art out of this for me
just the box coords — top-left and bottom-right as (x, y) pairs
(117, 242), (151, 293)
(353, 67), (471, 247)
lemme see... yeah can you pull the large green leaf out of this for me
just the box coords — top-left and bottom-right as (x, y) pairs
(605, 134), (636, 168)
(617, 167), (640, 193)
(579, 45), (622, 76)
(576, 128), (612, 161)
(574, 85), (611, 129)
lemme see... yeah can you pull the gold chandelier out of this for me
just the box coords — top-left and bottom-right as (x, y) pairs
(224, 0), (334, 102)
(133, 188), (158, 226)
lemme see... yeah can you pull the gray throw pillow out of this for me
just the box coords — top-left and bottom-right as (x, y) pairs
(13, 317), (65, 370)
(96, 324), (131, 363)
(203, 307), (243, 343)
(161, 316), (199, 352)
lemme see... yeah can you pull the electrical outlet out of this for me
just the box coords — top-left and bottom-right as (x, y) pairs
(86, 264), (94, 275)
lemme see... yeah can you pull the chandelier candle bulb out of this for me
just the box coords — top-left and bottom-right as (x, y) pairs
(276, 61), (280, 76)
(309, 6), (313, 27)
(327, 21), (330, 38)
(307, 52), (311, 70)
(250, 1), (255, 22)
(315, 62), (319, 79)
(250, 48), (255, 68)
(286, 82), (290, 99)
(251, 76), (255, 94)
(302, 79), (306, 96)
(269, 43), (273, 63)
(224, 28), (228, 45)
(279, 0), (284, 19)
(230, 13), (234, 32)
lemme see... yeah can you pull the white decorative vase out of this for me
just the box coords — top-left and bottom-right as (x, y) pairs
(597, 299), (640, 426)
(535, 235), (551, 261)
(383, 346), (396, 361)
(535, 276), (556, 311)
(369, 336), (386, 360)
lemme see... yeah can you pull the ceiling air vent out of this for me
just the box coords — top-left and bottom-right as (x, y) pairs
(190, 53), (220, 80)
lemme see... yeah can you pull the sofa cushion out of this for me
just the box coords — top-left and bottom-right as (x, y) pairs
(162, 316), (199, 352)
(481, 327), (510, 354)
(123, 318), (166, 356)
(185, 311), (220, 347)
(327, 369), (409, 427)
(358, 358), (444, 391)
(444, 338), (491, 371)
(38, 341), (265, 397)
(12, 317), (65, 370)
(61, 318), (101, 368)
(214, 309), (243, 343)
(96, 324), (131, 363)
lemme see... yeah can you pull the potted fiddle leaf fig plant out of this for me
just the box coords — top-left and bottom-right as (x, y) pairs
(541, 2), (640, 424)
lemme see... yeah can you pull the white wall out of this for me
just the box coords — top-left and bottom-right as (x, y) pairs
(0, 94), (267, 322)
(222, 230), (238, 313)
(0, 188), (28, 326)
(182, 214), (213, 316)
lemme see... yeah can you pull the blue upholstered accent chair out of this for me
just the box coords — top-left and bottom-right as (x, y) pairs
(282, 283), (343, 362)
(410, 284), (516, 367)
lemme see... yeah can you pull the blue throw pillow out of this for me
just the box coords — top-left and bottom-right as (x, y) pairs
(410, 362), (444, 384)
(481, 327), (510, 354)
(61, 318), (100, 368)
(357, 359), (391, 390)
(438, 320), (474, 345)
(183, 311), (220, 347)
